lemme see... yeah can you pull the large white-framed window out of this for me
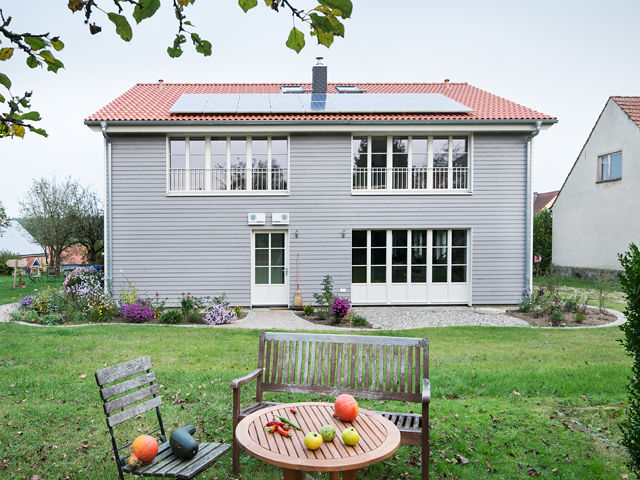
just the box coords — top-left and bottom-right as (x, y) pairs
(167, 135), (289, 194)
(597, 151), (622, 182)
(351, 135), (471, 194)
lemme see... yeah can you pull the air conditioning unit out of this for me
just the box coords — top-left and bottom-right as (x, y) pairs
(247, 213), (266, 225)
(271, 213), (290, 225)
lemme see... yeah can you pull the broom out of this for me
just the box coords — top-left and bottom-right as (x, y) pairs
(293, 254), (303, 307)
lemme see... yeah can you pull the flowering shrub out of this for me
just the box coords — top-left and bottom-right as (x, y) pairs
(31, 287), (59, 315)
(180, 293), (205, 317)
(203, 303), (237, 325)
(120, 298), (156, 323)
(331, 296), (351, 323)
(63, 267), (114, 322)
(20, 295), (33, 309)
(64, 267), (102, 295)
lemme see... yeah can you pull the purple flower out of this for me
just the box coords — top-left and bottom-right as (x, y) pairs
(331, 297), (351, 319)
(120, 298), (156, 323)
(20, 295), (33, 309)
(203, 304), (237, 325)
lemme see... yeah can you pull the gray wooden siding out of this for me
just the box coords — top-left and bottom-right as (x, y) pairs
(109, 133), (527, 305)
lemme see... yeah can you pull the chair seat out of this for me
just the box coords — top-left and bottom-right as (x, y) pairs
(123, 441), (231, 479)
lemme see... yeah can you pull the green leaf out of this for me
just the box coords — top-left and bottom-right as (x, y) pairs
(50, 37), (65, 51)
(133, 0), (161, 24)
(108, 12), (133, 42)
(0, 48), (14, 61)
(167, 34), (186, 58)
(315, 28), (334, 48)
(319, 0), (352, 18)
(0, 93), (4, 103)
(326, 15), (344, 37)
(26, 56), (40, 68)
(39, 50), (64, 73)
(24, 36), (47, 50)
(29, 127), (48, 137)
(238, 0), (258, 12)
(286, 27), (305, 54)
(191, 33), (212, 56)
(0, 72), (11, 90)
(20, 111), (41, 121)
(310, 12), (333, 33)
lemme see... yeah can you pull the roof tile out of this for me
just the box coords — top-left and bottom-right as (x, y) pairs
(612, 96), (640, 128)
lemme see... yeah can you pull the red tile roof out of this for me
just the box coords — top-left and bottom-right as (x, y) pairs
(533, 190), (559, 213)
(612, 96), (640, 128)
(86, 82), (555, 123)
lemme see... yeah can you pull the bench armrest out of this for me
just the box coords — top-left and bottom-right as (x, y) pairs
(422, 378), (431, 404)
(230, 369), (262, 390)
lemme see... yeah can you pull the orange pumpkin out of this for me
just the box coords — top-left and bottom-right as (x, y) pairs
(128, 454), (143, 468)
(334, 394), (359, 422)
(131, 435), (159, 463)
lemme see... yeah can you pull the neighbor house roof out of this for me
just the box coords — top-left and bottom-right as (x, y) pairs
(0, 220), (45, 257)
(85, 82), (556, 123)
(534, 190), (559, 213)
(612, 96), (640, 128)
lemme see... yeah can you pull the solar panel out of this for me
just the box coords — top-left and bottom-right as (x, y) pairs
(170, 93), (473, 114)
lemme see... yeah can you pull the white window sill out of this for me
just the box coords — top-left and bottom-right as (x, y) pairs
(166, 190), (290, 197)
(351, 190), (472, 196)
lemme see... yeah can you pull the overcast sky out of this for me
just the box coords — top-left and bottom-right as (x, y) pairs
(1, 0), (639, 216)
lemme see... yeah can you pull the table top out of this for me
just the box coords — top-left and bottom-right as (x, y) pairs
(236, 402), (401, 472)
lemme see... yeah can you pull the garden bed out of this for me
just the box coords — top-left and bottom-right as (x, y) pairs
(293, 311), (373, 329)
(506, 309), (615, 327)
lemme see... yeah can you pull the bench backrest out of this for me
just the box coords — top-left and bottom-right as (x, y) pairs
(257, 332), (428, 403)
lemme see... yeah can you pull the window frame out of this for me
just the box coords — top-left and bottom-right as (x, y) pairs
(166, 135), (290, 196)
(597, 150), (622, 183)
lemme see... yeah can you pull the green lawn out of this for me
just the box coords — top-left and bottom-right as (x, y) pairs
(0, 274), (64, 305)
(533, 275), (627, 312)
(0, 323), (631, 479)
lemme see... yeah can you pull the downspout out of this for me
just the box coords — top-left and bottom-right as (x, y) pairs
(100, 121), (112, 295)
(525, 120), (542, 296)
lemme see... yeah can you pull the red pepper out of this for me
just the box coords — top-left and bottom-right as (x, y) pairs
(290, 408), (297, 414)
(276, 425), (292, 437)
(265, 420), (285, 427)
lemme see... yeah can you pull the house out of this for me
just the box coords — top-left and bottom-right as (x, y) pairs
(533, 190), (559, 213)
(0, 220), (46, 271)
(553, 96), (640, 274)
(59, 245), (88, 271)
(85, 62), (555, 306)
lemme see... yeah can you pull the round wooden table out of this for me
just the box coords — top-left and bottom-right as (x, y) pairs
(236, 402), (401, 479)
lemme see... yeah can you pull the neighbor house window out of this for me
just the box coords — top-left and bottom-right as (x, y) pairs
(168, 136), (289, 193)
(598, 151), (622, 182)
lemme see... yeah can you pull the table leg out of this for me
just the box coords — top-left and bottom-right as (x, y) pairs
(282, 468), (302, 480)
(328, 473), (340, 480)
(342, 470), (357, 480)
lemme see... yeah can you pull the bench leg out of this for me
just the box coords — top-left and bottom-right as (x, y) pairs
(422, 403), (429, 480)
(282, 468), (302, 480)
(342, 470), (357, 480)
(232, 388), (240, 475)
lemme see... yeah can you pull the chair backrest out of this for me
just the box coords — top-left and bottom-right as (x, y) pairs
(257, 332), (428, 403)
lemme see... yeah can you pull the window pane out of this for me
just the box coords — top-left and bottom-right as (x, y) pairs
(255, 267), (268, 284)
(352, 230), (367, 248)
(211, 137), (226, 154)
(271, 233), (284, 248)
(190, 138), (206, 169)
(392, 248), (407, 265)
(372, 248), (386, 265)
(271, 137), (288, 155)
(412, 247), (427, 265)
(452, 137), (467, 154)
(453, 153), (467, 168)
(412, 230), (427, 247)
(353, 137), (368, 166)
(271, 267), (285, 284)
(230, 138), (246, 168)
(371, 266), (386, 283)
(452, 230), (467, 246)
(392, 230), (407, 246)
(170, 138), (186, 169)
(372, 153), (387, 168)
(412, 137), (428, 169)
(252, 137), (268, 169)
(371, 230), (386, 247)
(433, 247), (447, 265)
(271, 249), (284, 266)
(433, 137), (449, 167)
(392, 137), (408, 168)
(610, 152), (622, 179)
(452, 266), (466, 283)
(433, 230), (448, 247)
(255, 249), (268, 266)
(352, 266), (367, 283)
(352, 248), (367, 266)
(432, 266), (447, 283)
(452, 247), (467, 264)
(411, 266), (426, 283)
(255, 233), (269, 248)
(371, 136), (387, 153)
(392, 266), (407, 283)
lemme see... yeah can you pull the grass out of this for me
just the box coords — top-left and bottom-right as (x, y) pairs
(0, 323), (632, 479)
(533, 275), (627, 313)
(0, 274), (64, 305)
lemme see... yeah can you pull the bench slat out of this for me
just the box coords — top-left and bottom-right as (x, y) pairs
(95, 356), (152, 386)
(104, 384), (159, 414)
(407, 346), (413, 395)
(100, 372), (156, 400)
(107, 396), (162, 427)
(175, 443), (231, 479)
(263, 332), (423, 347)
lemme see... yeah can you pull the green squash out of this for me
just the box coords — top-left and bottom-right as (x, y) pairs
(169, 425), (199, 459)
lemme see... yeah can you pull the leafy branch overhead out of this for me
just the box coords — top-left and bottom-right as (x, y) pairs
(0, 1), (353, 140)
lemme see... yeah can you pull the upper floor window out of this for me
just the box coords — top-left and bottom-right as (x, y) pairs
(168, 136), (289, 194)
(598, 151), (622, 182)
(352, 135), (470, 193)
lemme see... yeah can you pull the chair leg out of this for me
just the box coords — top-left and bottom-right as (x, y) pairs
(422, 403), (429, 480)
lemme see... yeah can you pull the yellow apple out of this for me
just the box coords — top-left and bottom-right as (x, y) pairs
(303, 432), (323, 450)
(342, 427), (360, 446)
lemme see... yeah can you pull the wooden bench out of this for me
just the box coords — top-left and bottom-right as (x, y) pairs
(231, 332), (431, 480)
(95, 356), (230, 480)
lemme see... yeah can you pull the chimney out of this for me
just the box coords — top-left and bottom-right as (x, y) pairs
(312, 57), (327, 94)
(444, 78), (450, 88)
(158, 79), (164, 90)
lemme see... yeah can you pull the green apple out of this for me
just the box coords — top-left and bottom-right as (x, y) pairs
(342, 427), (360, 446)
(320, 424), (336, 442)
(303, 432), (323, 450)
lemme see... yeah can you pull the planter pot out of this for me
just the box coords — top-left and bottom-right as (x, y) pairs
(18, 282), (25, 288)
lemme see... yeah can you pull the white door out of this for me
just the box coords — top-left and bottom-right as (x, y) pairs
(251, 231), (289, 306)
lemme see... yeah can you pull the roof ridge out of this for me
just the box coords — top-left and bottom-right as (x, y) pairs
(133, 81), (470, 86)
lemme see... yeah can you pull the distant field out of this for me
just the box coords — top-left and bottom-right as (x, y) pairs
(533, 275), (626, 312)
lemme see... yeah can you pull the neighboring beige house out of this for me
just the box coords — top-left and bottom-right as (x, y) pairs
(553, 96), (640, 272)
(533, 190), (559, 213)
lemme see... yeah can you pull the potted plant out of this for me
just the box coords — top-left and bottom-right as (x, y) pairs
(18, 272), (25, 288)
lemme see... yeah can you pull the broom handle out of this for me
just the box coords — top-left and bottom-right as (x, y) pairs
(296, 254), (300, 286)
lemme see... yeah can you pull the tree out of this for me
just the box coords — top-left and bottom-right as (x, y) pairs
(618, 243), (640, 477)
(533, 208), (552, 276)
(0, 0), (353, 139)
(0, 200), (7, 230)
(20, 177), (80, 274)
(71, 187), (104, 265)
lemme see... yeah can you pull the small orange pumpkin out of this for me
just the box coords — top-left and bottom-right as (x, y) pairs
(131, 435), (159, 464)
(334, 394), (359, 422)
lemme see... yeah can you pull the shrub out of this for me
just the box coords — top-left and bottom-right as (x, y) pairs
(185, 311), (204, 324)
(62, 267), (114, 322)
(40, 314), (63, 326)
(517, 295), (536, 313)
(618, 243), (640, 475)
(533, 208), (552, 276)
(63, 267), (103, 296)
(159, 309), (183, 324)
(316, 310), (327, 320)
(0, 251), (20, 275)
(331, 297), (351, 324)
(10, 310), (39, 323)
(180, 293), (204, 317)
(313, 275), (335, 310)
(211, 293), (230, 308)
(351, 314), (368, 327)
(563, 294), (580, 312)
(31, 286), (59, 315)
(303, 304), (315, 316)
(203, 303), (237, 325)
(596, 270), (614, 314)
(574, 312), (585, 323)
(549, 307), (563, 326)
(120, 299), (156, 323)
(232, 306), (243, 318)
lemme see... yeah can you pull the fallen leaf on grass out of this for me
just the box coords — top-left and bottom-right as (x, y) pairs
(512, 390), (521, 396)
(455, 454), (469, 464)
(527, 468), (541, 477)
(79, 374), (86, 379)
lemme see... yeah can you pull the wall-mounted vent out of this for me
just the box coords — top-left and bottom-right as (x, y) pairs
(271, 213), (290, 225)
(280, 85), (305, 94)
(336, 85), (364, 94)
(248, 213), (266, 225)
